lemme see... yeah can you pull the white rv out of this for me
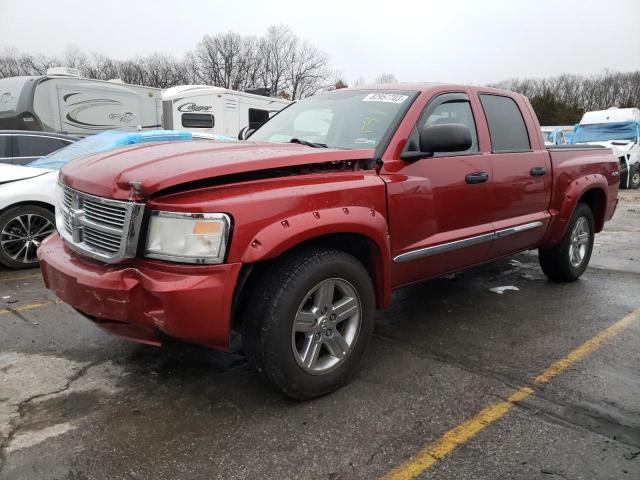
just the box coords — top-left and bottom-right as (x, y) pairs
(571, 107), (640, 189)
(162, 85), (290, 138)
(0, 68), (163, 137)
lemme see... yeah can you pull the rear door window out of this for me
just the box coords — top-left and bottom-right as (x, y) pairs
(0, 136), (11, 158)
(15, 135), (69, 157)
(479, 94), (531, 152)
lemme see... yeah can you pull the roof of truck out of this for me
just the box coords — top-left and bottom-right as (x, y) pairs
(342, 82), (522, 96)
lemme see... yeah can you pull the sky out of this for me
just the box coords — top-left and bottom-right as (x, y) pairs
(1, 0), (639, 85)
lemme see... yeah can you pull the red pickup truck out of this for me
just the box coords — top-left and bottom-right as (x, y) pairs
(39, 84), (619, 399)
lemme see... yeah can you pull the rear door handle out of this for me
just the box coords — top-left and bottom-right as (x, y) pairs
(530, 167), (546, 177)
(465, 172), (489, 184)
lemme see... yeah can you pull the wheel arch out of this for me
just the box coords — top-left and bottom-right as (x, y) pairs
(578, 187), (607, 232)
(542, 175), (609, 248)
(1, 201), (55, 215)
(231, 230), (391, 332)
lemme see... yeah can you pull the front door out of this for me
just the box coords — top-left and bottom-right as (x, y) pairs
(382, 92), (496, 287)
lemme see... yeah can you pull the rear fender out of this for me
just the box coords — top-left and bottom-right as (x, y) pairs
(542, 174), (608, 248)
(240, 206), (392, 307)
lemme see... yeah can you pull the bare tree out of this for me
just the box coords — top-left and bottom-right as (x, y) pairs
(491, 70), (640, 115)
(0, 25), (335, 99)
(259, 25), (295, 98)
(375, 73), (397, 84)
(352, 77), (366, 87)
(286, 38), (329, 99)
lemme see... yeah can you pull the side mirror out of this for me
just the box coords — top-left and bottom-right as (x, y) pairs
(401, 123), (472, 161)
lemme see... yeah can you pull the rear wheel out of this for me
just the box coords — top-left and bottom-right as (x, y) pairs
(0, 205), (55, 269)
(539, 202), (594, 282)
(242, 248), (375, 399)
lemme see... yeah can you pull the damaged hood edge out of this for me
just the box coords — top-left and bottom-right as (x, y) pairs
(60, 141), (376, 200)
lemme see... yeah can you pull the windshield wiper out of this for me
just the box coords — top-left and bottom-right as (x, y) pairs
(289, 138), (328, 148)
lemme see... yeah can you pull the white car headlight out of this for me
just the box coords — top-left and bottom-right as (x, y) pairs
(145, 211), (231, 264)
(54, 181), (66, 233)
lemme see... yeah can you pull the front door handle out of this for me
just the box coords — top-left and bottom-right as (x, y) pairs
(465, 172), (489, 184)
(530, 167), (546, 177)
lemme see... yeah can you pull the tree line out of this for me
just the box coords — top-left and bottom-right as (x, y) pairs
(0, 25), (335, 100)
(1, 25), (639, 123)
(490, 71), (640, 125)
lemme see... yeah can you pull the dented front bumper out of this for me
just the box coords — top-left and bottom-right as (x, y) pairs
(38, 234), (242, 350)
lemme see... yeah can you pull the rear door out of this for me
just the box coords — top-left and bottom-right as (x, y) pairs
(474, 92), (552, 256)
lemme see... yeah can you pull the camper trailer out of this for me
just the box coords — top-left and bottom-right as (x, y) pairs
(162, 85), (290, 137)
(0, 68), (163, 137)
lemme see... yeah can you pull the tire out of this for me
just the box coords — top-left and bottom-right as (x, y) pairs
(0, 205), (56, 269)
(539, 202), (595, 282)
(242, 248), (375, 399)
(629, 165), (640, 190)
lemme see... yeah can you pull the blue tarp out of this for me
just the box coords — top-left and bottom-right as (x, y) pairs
(28, 130), (194, 170)
(570, 121), (640, 144)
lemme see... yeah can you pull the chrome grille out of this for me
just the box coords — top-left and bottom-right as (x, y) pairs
(57, 184), (145, 263)
(83, 199), (127, 228)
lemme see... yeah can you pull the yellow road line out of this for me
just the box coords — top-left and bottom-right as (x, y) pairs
(382, 306), (640, 480)
(383, 387), (535, 480)
(0, 299), (62, 316)
(535, 307), (640, 384)
(0, 273), (43, 282)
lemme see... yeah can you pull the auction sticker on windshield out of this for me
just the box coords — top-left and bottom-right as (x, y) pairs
(362, 93), (408, 103)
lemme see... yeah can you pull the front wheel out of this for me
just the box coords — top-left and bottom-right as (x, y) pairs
(242, 248), (375, 399)
(0, 205), (56, 269)
(539, 202), (594, 282)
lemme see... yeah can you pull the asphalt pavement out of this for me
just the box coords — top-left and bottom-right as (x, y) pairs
(1, 191), (639, 480)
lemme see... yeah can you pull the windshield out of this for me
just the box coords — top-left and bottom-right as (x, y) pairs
(249, 90), (417, 150)
(28, 130), (194, 170)
(571, 121), (639, 144)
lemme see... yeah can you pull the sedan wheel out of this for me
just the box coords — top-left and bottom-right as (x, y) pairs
(0, 206), (56, 269)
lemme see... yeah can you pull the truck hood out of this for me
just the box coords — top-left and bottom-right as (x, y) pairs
(60, 140), (375, 200)
(0, 164), (52, 184)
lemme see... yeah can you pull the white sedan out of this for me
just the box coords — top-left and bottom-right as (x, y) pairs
(0, 130), (235, 268)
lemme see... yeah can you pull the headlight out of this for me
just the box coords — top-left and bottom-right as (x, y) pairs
(145, 211), (231, 264)
(54, 180), (66, 233)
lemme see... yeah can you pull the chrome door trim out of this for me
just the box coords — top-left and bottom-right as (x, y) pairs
(393, 221), (543, 263)
(495, 221), (543, 238)
(393, 232), (495, 263)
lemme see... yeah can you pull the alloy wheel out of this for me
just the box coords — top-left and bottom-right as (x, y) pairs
(0, 213), (55, 264)
(291, 278), (362, 375)
(568, 216), (590, 268)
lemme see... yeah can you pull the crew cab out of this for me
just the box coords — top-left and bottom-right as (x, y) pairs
(38, 84), (619, 399)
